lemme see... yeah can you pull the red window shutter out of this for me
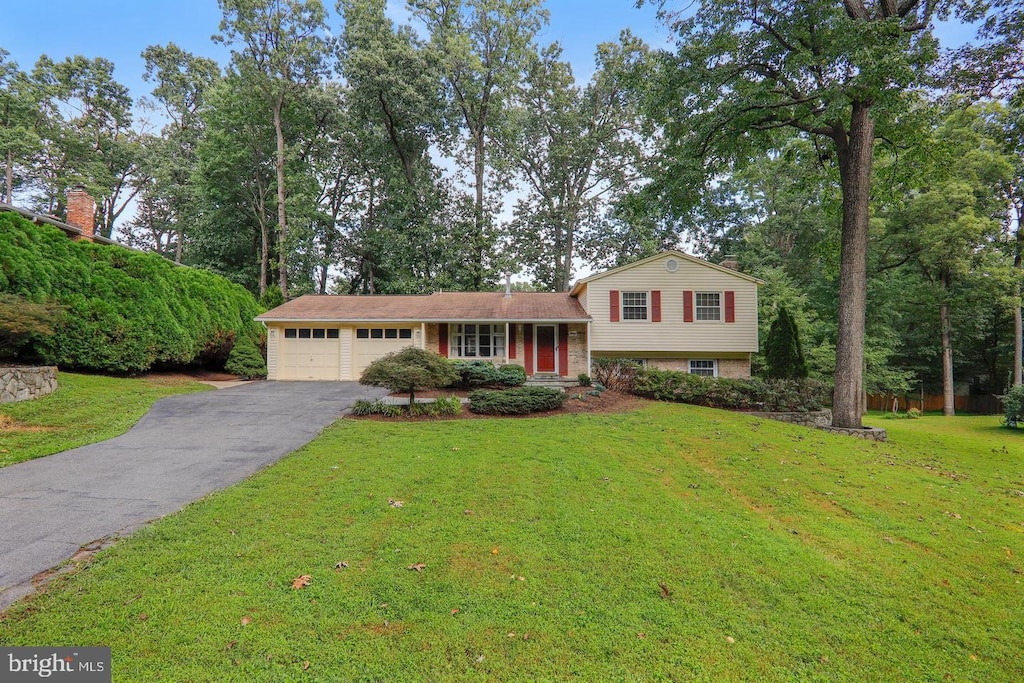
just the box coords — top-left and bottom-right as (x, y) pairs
(558, 324), (569, 376)
(509, 324), (517, 359)
(725, 291), (736, 323)
(524, 324), (534, 375)
(609, 290), (620, 322)
(651, 290), (662, 322)
(683, 291), (694, 323)
(438, 324), (449, 357)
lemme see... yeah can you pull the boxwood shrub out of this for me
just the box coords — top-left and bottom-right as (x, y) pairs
(468, 386), (567, 415)
(0, 212), (262, 373)
(448, 360), (526, 389)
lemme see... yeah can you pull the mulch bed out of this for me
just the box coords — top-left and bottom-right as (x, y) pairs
(354, 389), (647, 421)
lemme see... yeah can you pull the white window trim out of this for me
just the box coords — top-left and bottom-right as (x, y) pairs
(694, 291), (723, 323)
(451, 323), (506, 359)
(620, 290), (650, 322)
(689, 359), (718, 377)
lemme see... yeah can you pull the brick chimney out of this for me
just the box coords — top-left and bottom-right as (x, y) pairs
(66, 185), (96, 239)
(719, 254), (739, 270)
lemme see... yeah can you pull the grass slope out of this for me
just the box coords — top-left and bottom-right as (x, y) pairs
(0, 372), (210, 467)
(1, 405), (1022, 682)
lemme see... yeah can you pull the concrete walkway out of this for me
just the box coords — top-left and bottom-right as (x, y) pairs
(0, 381), (386, 609)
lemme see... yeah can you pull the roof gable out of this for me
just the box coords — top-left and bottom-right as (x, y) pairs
(568, 250), (763, 297)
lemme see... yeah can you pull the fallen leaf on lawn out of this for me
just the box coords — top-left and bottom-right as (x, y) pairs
(507, 632), (516, 638)
(292, 574), (312, 589)
(138, 613), (149, 621)
(451, 608), (459, 615)
(970, 654), (978, 661)
(491, 547), (499, 555)
(659, 582), (671, 599)
(522, 633), (529, 640)
(1005, 547), (1013, 558)
(225, 641), (237, 651)
(637, 633), (646, 639)
(518, 576), (525, 581)
(240, 616), (252, 626)
(334, 561), (349, 570)
(452, 447), (461, 452)
(407, 563), (426, 572)
(388, 498), (404, 508)
(463, 509), (473, 515)
(726, 636), (736, 644)
(475, 655), (485, 663)
(303, 661), (311, 670)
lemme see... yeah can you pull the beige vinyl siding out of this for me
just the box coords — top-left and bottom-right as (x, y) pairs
(582, 253), (758, 353)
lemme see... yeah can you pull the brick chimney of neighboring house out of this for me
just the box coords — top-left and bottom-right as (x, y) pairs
(719, 254), (739, 270)
(66, 185), (96, 240)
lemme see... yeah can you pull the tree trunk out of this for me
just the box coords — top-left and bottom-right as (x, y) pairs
(832, 102), (875, 429)
(940, 274), (955, 416)
(174, 226), (183, 264)
(273, 91), (289, 298)
(473, 129), (485, 291)
(4, 150), (12, 204)
(1015, 246), (1022, 387)
(259, 216), (269, 297)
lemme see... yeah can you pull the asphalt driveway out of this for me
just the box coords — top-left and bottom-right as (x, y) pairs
(0, 381), (386, 609)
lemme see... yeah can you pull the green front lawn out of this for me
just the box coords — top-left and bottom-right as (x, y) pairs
(0, 372), (210, 467)
(2, 405), (1022, 681)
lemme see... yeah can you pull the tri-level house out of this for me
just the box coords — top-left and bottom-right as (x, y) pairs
(256, 251), (762, 381)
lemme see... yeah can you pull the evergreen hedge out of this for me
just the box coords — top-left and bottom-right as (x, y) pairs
(0, 212), (262, 373)
(468, 386), (567, 415)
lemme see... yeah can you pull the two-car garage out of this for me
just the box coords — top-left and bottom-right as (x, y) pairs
(272, 325), (418, 380)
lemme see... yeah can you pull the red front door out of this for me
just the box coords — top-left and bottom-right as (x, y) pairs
(536, 325), (556, 373)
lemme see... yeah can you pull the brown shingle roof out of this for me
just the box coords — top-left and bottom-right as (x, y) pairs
(256, 292), (590, 323)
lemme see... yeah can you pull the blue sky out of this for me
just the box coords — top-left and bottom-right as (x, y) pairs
(0, 0), (669, 105)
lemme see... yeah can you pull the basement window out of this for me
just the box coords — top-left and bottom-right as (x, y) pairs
(689, 360), (718, 377)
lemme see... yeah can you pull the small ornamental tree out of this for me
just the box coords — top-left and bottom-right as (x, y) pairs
(359, 348), (459, 409)
(0, 295), (63, 361)
(765, 307), (808, 380)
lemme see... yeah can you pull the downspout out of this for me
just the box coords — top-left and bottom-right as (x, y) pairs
(420, 322), (426, 350)
(505, 321), (510, 365)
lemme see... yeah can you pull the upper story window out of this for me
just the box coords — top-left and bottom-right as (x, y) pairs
(453, 324), (505, 358)
(695, 292), (721, 321)
(621, 292), (648, 321)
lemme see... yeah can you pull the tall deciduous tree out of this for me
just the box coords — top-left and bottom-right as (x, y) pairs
(644, 0), (963, 428)
(215, 0), (331, 297)
(0, 50), (41, 204)
(501, 35), (652, 291)
(411, 0), (547, 289)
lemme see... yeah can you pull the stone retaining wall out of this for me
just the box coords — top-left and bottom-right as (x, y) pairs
(750, 409), (833, 429)
(749, 409), (887, 441)
(1, 366), (58, 403)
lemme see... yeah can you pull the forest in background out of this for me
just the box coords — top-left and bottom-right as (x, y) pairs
(1, 0), (1022, 416)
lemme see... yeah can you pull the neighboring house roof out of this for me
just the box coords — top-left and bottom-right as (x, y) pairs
(257, 292), (591, 323)
(568, 250), (764, 297)
(0, 202), (118, 246)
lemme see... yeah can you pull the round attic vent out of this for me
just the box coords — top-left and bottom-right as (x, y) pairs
(665, 258), (679, 272)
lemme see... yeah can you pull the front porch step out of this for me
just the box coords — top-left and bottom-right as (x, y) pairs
(525, 375), (578, 390)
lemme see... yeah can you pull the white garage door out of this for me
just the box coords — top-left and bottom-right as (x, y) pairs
(279, 327), (341, 380)
(353, 327), (416, 377)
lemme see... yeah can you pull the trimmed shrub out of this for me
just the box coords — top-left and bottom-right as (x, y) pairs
(224, 335), (267, 379)
(632, 367), (830, 412)
(360, 347), (459, 405)
(496, 364), (527, 387)
(1004, 385), (1024, 428)
(0, 213), (262, 373)
(592, 358), (642, 392)
(448, 360), (526, 388)
(468, 386), (567, 415)
(577, 373), (592, 387)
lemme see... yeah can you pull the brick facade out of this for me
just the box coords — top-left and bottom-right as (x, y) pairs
(425, 322), (588, 377)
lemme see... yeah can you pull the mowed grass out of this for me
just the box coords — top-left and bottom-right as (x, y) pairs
(0, 372), (210, 467)
(2, 404), (1023, 682)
